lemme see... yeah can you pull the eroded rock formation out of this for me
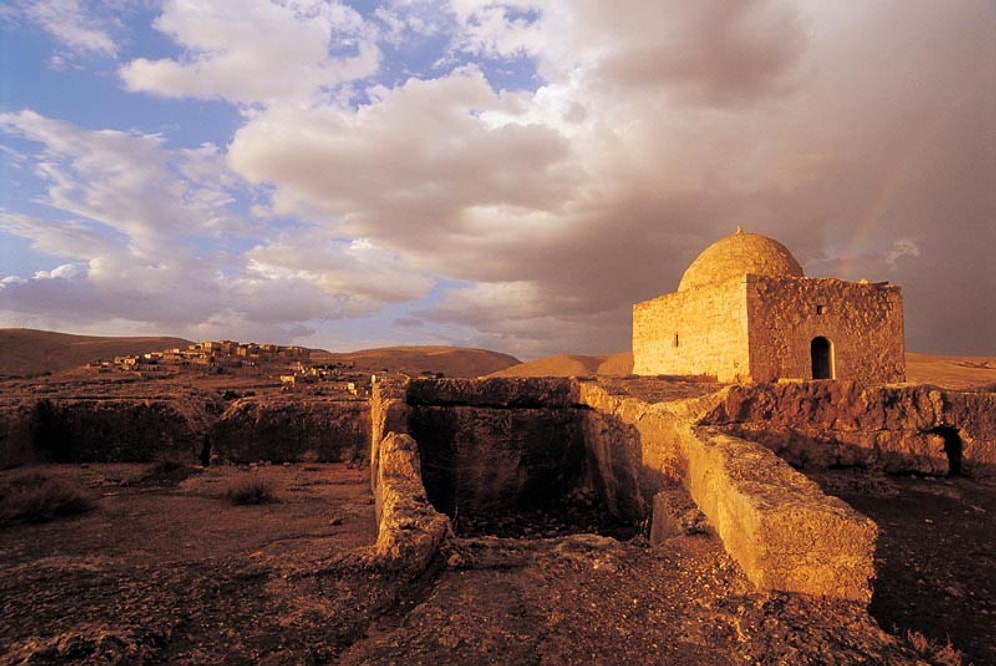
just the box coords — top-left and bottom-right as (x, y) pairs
(1, 392), (371, 467)
(0, 395), (215, 466)
(701, 382), (996, 478)
(209, 396), (369, 464)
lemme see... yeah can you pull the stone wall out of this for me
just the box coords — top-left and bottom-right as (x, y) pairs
(578, 382), (878, 603)
(409, 405), (588, 520)
(367, 376), (880, 603)
(370, 431), (451, 572)
(372, 377), (649, 535)
(633, 278), (749, 380)
(1, 392), (372, 468)
(406, 376), (581, 408)
(405, 377), (630, 530)
(746, 276), (905, 383)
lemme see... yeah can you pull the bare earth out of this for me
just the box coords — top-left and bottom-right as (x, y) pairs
(811, 470), (996, 666)
(1, 464), (380, 664)
(2, 462), (993, 664)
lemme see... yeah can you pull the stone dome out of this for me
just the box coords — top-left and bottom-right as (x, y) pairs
(678, 228), (804, 292)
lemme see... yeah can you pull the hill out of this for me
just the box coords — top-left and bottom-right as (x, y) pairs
(0, 329), (192, 376)
(494, 351), (996, 389)
(904, 352), (996, 389)
(4, 327), (992, 388)
(0, 330), (521, 379)
(488, 353), (632, 378)
(310, 346), (521, 378)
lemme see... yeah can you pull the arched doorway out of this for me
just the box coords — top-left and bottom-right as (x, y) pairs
(811, 336), (833, 379)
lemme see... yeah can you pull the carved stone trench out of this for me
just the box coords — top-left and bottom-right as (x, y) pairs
(370, 376), (996, 604)
(408, 400), (645, 540)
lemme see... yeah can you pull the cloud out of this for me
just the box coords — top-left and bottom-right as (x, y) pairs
(0, 108), (437, 340)
(884, 238), (920, 272)
(218, 0), (995, 355)
(449, 0), (545, 60)
(1, 211), (114, 261)
(228, 65), (575, 254)
(244, 234), (435, 315)
(530, 0), (806, 106)
(0, 110), (234, 272)
(15, 0), (117, 57)
(2, 1), (994, 355)
(119, 0), (380, 104)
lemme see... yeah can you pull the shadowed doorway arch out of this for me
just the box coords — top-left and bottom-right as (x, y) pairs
(811, 336), (834, 379)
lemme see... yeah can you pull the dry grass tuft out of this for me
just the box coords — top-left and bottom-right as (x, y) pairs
(0, 471), (95, 527)
(146, 458), (185, 476)
(226, 474), (279, 505)
(905, 630), (964, 666)
(126, 457), (200, 488)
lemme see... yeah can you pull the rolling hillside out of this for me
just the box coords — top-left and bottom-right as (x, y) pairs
(0, 329), (192, 376)
(310, 346), (521, 378)
(494, 350), (996, 389)
(4, 328), (993, 388)
(488, 353), (631, 378)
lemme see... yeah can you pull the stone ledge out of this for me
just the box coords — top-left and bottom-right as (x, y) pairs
(580, 382), (878, 603)
(688, 429), (877, 602)
(406, 377), (581, 408)
(700, 382), (996, 479)
(371, 431), (451, 574)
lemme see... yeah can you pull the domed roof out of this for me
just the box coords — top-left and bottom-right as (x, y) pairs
(678, 228), (804, 292)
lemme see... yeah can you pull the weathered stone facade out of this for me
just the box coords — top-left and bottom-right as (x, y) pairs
(633, 230), (906, 383)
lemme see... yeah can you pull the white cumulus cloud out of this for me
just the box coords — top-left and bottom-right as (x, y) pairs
(18, 0), (117, 57)
(119, 0), (381, 105)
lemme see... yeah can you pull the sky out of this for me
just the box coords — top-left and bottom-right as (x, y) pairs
(1, 0), (994, 359)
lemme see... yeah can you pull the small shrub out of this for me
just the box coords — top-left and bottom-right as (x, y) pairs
(129, 458), (198, 487)
(0, 472), (95, 527)
(147, 458), (184, 476)
(905, 630), (964, 666)
(226, 475), (278, 505)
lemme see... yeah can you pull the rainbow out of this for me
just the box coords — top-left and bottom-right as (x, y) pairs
(836, 72), (981, 278)
(836, 144), (919, 278)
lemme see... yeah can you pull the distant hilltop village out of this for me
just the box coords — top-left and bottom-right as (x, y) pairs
(90, 340), (368, 393)
(99, 340), (310, 372)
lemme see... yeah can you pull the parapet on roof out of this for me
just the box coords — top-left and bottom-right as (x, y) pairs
(677, 227), (805, 292)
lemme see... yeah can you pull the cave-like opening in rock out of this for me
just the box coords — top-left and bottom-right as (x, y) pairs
(929, 426), (963, 476)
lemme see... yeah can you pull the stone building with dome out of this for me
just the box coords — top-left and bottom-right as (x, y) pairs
(632, 229), (906, 383)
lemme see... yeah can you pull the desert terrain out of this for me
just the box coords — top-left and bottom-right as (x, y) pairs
(1, 329), (994, 664)
(493, 350), (996, 390)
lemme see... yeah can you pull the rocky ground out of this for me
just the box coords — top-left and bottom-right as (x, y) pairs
(2, 463), (991, 664)
(812, 469), (996, 666)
